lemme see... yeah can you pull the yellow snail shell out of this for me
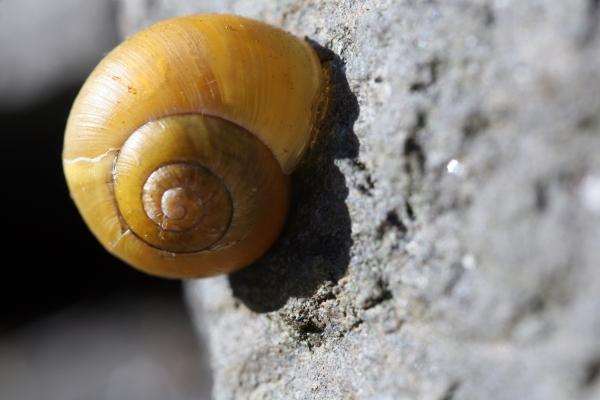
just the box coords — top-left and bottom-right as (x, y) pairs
(62, 14), (328, 278)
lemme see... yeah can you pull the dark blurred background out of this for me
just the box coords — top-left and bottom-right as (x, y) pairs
(0, 1), (211, 398)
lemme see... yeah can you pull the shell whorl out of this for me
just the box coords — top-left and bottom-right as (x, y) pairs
(112, 114), (285, 257)
(141, 163), (230, 234)
(62, 14), (325, 278)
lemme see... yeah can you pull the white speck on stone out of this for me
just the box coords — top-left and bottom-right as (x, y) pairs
(462, 254), (477, 270)
(446, 159), (466, 176)
(579, 174), (600, 214)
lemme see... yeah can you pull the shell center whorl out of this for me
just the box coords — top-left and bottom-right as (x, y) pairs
(114, 158), (233, 253)
(141, 163), (211, 233)
(110, 113), (286, 255)
(161, 188), (193, 220)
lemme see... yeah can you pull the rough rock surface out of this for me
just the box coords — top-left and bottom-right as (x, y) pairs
(120, 1), (600, 399)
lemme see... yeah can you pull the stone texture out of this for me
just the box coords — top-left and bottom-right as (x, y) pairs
(122, 1), (600, 399)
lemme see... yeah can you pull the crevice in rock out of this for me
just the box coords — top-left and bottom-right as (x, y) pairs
(283, 309), (327, 347)
(361, 278), (393, 310)
(405, 199), (416, 221)
(298, 319), (325, 335)
(581, 0), (600, 45)
(482, 3), (496, 27)
(582, 358), (600, 387)
(280, 284), (339, 347)
(409, 58), (441, 92)
(357, 173), (375, 196)
(376, 210), (408, 239)
(347, 316), (364, 333)
(353, 159), (376, 196)
(404, 136), (426, 175)
(353, 159), (367, 170)
(444, 263), (466, 296)
(577, 114), (598, 131)
(462, 110), (490, 140)
(402, 110), (428, 221)
(504, 295), (547, 337)
(404, 110), (427, 176)
(441, 381), (461, 400)
(534, 181), (549, 213)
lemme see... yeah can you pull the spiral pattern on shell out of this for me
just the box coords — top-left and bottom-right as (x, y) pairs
(62, 14), (327, 278)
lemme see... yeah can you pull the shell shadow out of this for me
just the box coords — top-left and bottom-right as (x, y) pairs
(228, 41), (359, 312)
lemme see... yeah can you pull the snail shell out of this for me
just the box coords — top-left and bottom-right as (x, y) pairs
(62, 14), (328, 278)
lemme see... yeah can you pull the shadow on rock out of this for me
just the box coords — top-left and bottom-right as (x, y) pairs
(228, 41), (360, 313)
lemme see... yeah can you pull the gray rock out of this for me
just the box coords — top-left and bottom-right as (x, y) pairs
(0, 0), (118, 110)
(122, 1), (600, 399)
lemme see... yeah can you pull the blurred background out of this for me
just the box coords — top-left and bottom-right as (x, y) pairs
(0, 1), (212, 398)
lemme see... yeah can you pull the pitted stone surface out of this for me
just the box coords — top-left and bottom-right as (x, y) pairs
(121, 1), (600, 399)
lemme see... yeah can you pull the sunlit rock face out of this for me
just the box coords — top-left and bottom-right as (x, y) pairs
(118, 1), (600, 399)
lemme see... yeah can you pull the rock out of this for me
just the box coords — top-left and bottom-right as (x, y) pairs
(122, 1), (600, 399)
(0, 0), (117, 110)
